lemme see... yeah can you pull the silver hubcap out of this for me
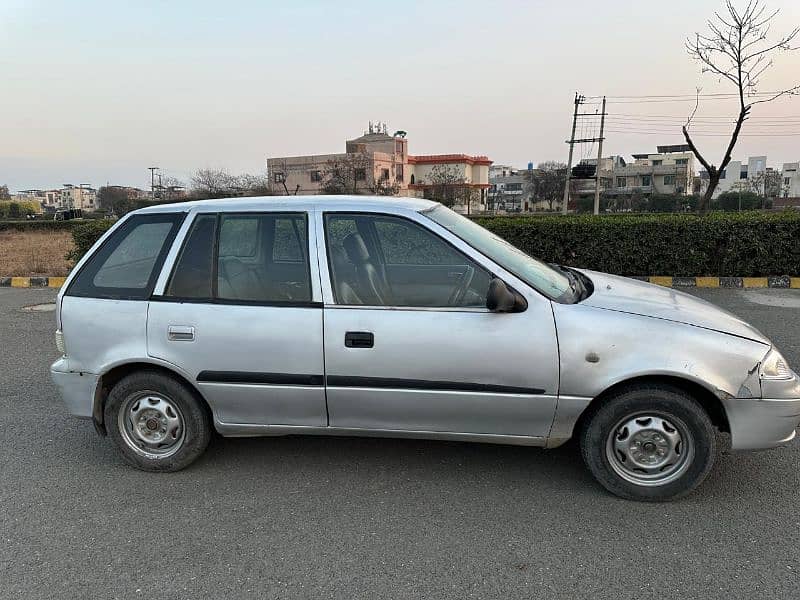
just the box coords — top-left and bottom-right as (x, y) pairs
(605, 413), (694, 486)
(118, 392), (185, 458)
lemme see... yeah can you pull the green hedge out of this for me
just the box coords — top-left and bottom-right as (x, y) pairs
(474, 211), (800, 276)
(65, 220), (115, 264)
(0, 220), (80, 233)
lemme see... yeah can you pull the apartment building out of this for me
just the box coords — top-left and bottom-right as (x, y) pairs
(266, 124), (492, 212)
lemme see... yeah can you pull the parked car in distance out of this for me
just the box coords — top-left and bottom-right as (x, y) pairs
(51, 196), (800, 501)
(54, 208), (83, 221)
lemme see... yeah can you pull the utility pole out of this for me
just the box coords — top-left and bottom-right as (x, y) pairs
(562, 93), (582, 214)
(593, 96), (607, 215)
(148, 166), (159, 201)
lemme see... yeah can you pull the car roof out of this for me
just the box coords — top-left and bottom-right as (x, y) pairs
(134, 195), (439, 214)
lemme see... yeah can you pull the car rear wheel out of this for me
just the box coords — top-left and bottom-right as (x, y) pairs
(580, 384), (716, 501)
(104, 371), (211, 472)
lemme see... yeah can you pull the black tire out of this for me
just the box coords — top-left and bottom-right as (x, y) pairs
(579, 384), (716, 502)
(104, 371), (211, 472)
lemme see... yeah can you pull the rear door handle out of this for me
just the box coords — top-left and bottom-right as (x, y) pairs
(345, 331), (374, 348)
(168, 325), (195, 341)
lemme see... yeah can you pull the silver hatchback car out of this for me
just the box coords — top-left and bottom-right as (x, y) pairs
(51, 196), (800, 501)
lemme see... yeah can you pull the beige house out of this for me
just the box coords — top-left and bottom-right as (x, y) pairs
(267, 124), (492, 213)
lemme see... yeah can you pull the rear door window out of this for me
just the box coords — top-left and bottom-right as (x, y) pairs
(164, 212), (313, 304)
(67, 213), (184, 300)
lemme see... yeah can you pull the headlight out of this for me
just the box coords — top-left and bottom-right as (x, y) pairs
(760, 348), (792, 380)
(55, 329), (66, 356)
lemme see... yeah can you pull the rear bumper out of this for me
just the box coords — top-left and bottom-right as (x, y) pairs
(50, 358), (97, 419)
(725, 397), (800, 450)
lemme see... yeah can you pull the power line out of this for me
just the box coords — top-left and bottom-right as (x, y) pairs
(605, 120), (800, 129)
(586, 91), (789, 99)
(605, 129), (800, 137)
(610, 112), (800, 119)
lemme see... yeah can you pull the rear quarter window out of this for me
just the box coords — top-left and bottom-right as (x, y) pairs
(66, 213), (185, 300)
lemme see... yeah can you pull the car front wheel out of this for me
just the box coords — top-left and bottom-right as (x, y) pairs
(104, 371), (212, 472)
(579, 384), (716, 501)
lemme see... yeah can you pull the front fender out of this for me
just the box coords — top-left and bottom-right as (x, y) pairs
(552, 304), (767, 402)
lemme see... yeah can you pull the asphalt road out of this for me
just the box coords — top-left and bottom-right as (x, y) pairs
(1, 287), (799, 599)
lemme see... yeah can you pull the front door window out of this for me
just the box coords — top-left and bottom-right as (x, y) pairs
(324, 213), (491, 308)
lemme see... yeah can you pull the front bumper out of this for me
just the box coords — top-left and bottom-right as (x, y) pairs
(724, 396), (800, 450)
(50, 357), (98, 419)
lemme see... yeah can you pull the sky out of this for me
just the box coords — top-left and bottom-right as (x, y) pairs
(2, 0), (800, 191)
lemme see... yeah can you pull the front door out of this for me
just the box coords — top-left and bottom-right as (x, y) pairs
(148, 210), (327, 428)
(318, 211), (560, 438)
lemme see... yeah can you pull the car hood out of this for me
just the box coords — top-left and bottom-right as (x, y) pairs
(577, 270), (770, 345)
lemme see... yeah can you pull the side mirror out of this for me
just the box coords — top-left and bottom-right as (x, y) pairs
(486, 278), (527, 313)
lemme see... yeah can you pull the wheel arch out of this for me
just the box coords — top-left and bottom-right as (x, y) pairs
(92, 361), (213, 435)
(573, 374), (731, 441)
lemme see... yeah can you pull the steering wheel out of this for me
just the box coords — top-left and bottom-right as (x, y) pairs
(447, 265), (475, 306)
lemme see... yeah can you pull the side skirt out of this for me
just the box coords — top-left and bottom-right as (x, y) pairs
(214, 422), (548, 447)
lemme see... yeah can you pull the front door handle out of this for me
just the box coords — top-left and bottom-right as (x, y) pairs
(168, 325), (195, 341)
(345, 331), (374, 348)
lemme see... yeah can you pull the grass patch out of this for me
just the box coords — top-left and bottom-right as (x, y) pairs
(0, 230), (73, 276)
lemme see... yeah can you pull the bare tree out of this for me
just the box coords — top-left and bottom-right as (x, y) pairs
(684, 0), (799, 213)
(0, 185), (10, 200)
(320, 153), (371, 195)
(531, 161), (568, 211)
(423, 164), (481, 213)
(369, 175), (401, 196)
(191, 168), (235, 199)
(190, 169), (273, 199)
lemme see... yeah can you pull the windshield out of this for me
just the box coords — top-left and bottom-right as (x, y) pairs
(422, 205), (573, 301)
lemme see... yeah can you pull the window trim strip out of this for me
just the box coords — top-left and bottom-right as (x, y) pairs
(150, 296), (323, 308)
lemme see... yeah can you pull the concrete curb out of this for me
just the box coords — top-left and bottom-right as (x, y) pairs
(0, 277), (66, 288)
(1, 275), (799, 290)
(628, 276), (800, 289)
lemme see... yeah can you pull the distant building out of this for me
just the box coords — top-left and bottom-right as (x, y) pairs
(266, 123), (492, 213)
(407, 154), (492, 212)
(606, 145), (695, 198)
(487, 174), (529, 212)
(572, 147), (695, 205)
(489, 164), (518, 178)
(29, 184), (97, 211)
(699, 155), (768, 198)
(780, 162), (800, 197)
(11, 189), (47, 211)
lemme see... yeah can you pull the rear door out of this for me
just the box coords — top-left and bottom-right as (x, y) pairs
(319, 211), (560, 438)
(147, 210), (327, 428)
